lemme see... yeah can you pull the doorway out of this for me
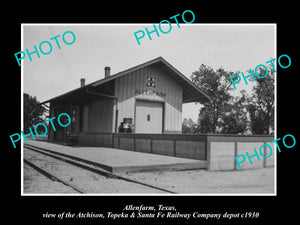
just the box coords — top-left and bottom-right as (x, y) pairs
(135, 100), (164, 133)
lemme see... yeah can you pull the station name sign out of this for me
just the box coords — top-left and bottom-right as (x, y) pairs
(135, 89), (166, 98)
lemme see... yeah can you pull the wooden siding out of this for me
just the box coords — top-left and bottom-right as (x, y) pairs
(112, 133), (207, 160)
(88, 99), (114, 132)
(81, 104), (89, 132)
(115, 65), (183, 133)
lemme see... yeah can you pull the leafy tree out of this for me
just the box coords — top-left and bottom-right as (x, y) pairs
(190, 62), (274, 135)
(24, 93), (46, 133)
(218, 93), (249, 134)
(246, 65), (275, 134)
(182, 118), (197, 134)
(196, 106), (215, 133)
(191, 64), (247, 134)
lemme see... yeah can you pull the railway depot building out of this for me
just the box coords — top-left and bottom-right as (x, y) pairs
(42, 56), (274, 171)
(43, 57), (210, 144)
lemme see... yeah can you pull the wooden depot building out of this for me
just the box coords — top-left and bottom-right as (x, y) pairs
(41, 57), (210, 146)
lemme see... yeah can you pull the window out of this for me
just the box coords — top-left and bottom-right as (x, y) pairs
(71, 108), (76, 132)
(72, 109), (76, 122)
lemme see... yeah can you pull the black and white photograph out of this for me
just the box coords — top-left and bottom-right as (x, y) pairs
(5, 5), (298, 225)
(21, 24), (276, 195)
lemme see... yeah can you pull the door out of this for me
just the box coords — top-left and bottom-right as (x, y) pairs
(135, 100), (163, 133)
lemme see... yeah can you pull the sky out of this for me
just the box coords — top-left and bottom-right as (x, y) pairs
(22, 24), (275, 122)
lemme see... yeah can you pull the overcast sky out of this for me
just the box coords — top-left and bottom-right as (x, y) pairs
(22, 24), (275, 122)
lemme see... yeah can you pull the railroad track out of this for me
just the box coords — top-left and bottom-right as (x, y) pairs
(24, 158), (84, 193)
(24, 144), (177, 194)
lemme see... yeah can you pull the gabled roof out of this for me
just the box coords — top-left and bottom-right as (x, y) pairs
(41, 57), (211, 104)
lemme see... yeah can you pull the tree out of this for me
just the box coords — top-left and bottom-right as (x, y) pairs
(191, 61), (274, 135)
(24, 93), (46, 133)
(191, 64), (247, 134)
(182, 118), (197, 134)
(196, 106), (215, 133)
(217, 91), (248, 134)
(246, 65), (275, 134)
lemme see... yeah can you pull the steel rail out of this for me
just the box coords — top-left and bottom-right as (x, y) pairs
(24, 158), (84, 194)
(24, 144), (177, 194)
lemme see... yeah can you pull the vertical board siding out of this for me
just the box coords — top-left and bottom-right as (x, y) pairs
(115, 65), (183, 133)
(82, 104), (89, 132)
(77, 133), (113, 147)
(88, 99), (114, 132)
(176, 141), (206, 160)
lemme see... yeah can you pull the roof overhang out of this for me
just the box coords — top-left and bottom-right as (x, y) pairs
(41, 57), (211, 105)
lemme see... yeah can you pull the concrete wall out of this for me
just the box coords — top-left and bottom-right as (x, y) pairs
(208, 142), (235, 170)
(264, 142), (275, 167)
(206, 135), (275, 171)
(76, 132), (274, 171)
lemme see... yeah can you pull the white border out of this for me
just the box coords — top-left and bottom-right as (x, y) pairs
(274, 24), (277, 196)
(21, 23), (277, 196)
(21, 23), (24, 195)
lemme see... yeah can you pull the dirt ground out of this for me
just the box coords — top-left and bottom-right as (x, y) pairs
(24, 155), (274, 194)
(122, 167), (275, 194)
(24, 140), (275, 195)
(23, 164), (78, 194)
(23, 149), (164, 194)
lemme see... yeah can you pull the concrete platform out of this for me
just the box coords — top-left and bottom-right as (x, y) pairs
(25, 140), (207, 173)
